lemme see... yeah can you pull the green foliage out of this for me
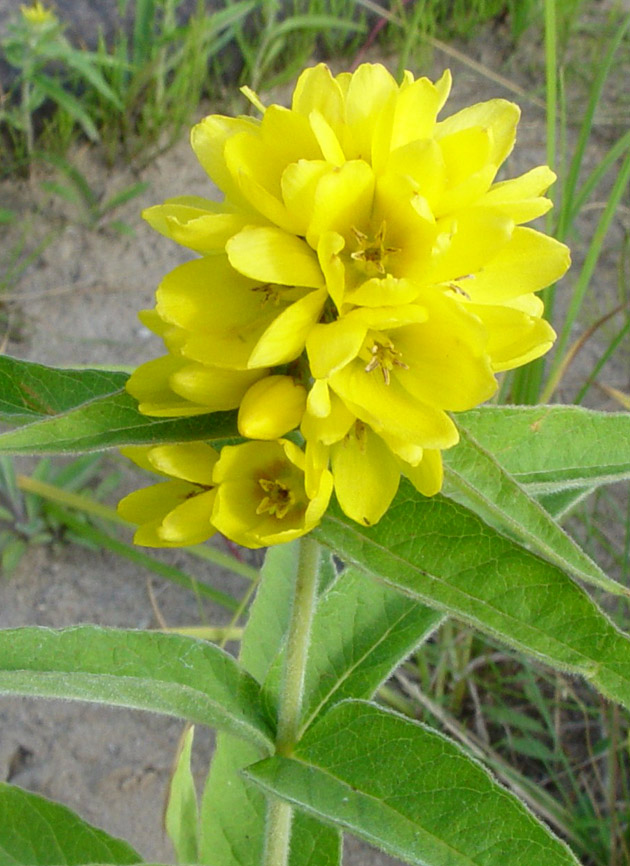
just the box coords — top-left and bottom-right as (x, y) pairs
(0, 782), (142, 864)
(0, 625), (274, 749)
(246, 700), (579, 866)
(165, 726), (200, 864)
(0, 356), (238, 453)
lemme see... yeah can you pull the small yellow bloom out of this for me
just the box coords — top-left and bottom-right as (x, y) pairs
(21, 1), (56, 25)
(118, 444), (219, 547)
(211, 440), (332, 548)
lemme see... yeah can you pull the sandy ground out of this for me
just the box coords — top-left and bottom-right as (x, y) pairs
(0, 21), (629, 864)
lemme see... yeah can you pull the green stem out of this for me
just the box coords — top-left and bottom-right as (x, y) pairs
(263, 535), (321, 866)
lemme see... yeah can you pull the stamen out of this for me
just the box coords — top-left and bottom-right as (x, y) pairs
(364, 340), (409, 385)
(257, 477), (295, 519)
(350, 222), (399, 276)
(252, 283), (282, 305)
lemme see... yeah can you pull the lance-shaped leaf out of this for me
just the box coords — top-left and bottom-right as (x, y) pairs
(263, 566), (443, 733)
(458, 404), (630, 492)
(0, 782), (142, 865)
(0, 626), (273, 750)
(199, 544), (341, 866)
(315, 483), (630, 712)
(0, 356), (128, 424)
(444, 423), (626, 596)
(0, 356), (239, 454)
(246, 701), (579, 866)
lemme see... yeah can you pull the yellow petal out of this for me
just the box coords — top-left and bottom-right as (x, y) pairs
(227, 226), (324, 288)
(191, 115), (257, 206)
(306, 159), (375, 249)
(385, 139), (445, 209)
(343, 63), (398, 161)
(292, 64), (345, 128)
(467, 302), (557, 372)
(238, 376), (307, 439)
(436, 99), (521, 168)
(427, 209), (514, 285)
(248, 288), (327, 368)
(331, 423), (400, 525)
(159, 489), (217, 544)
(147, 443), (219, 485)
(331, 362), (459, 450)
(309, 109), (345, 165)
(306, 378), (332, 418)
(118, 480), (191, 525)
(301, 392), (355, 445)
(143, 199), (251, 253)
(281, 160), (331, 236)
(463, 227), (571, 304)
(126, 355), (211, 417)
(390, 76), (442, 150)
(156, 255), (268, 332)
(306, 317), (367, 379)
(480, 166), (556, 223)
(317, 231), (346, 310)
(401, 449), (443, 496)
(171, 363), (265, 411)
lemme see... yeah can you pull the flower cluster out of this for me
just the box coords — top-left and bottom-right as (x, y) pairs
(120, 62), (569, 548)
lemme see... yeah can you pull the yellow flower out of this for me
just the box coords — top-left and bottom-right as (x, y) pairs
(126, 62), (571, 539)
(21, 1), (56, 25)
(302, 392), (441, 526)
(118, 444), (219, 547)
(211, 440), (332, 548)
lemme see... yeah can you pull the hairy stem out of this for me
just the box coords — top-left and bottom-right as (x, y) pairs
(263, 535), (321, 866)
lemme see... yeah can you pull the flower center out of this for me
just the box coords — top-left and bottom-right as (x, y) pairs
(252, 283), (283, 305)
(364, 339), (409, 385)
(256, 478), (295, 519)
(350, 222), (399, 277)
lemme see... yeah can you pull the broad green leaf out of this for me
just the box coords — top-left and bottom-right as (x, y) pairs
(263, 566), (443, 734)
(0, 627), (273, 750)
(0, 356), (127, 424)
(0, 782), (142, 865)
(444, 424), (627, 596)
(246, 701), (579, 866)
(315, 483), (630, 712)
(200, 544), (340, 866)
(165, 725), (199, 864)
(0, 390), (238, 454)
(458, 405), (630, 491)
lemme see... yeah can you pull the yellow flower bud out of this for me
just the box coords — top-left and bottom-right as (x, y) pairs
(238, 376), (307, 439)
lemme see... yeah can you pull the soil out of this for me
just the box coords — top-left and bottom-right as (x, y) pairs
(0, 11), (629, 865)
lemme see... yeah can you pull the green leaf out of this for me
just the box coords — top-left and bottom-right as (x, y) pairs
(0, 390), (237, 455)
(264, 566), (443, 733)
(31, 73), (100, 140)
(0, 356), (127, 424)
(458, 405), (630, 492)
(0, 626), (273, 750)
(165, 725), (199, 865)
(444, 423), (626, 596)
(0, 782), (142, 864)
(200, 544), (341, 866)
(315, 483), (630, 712)
(246, 701), (579, 866)
(0, 356), (240, 453)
